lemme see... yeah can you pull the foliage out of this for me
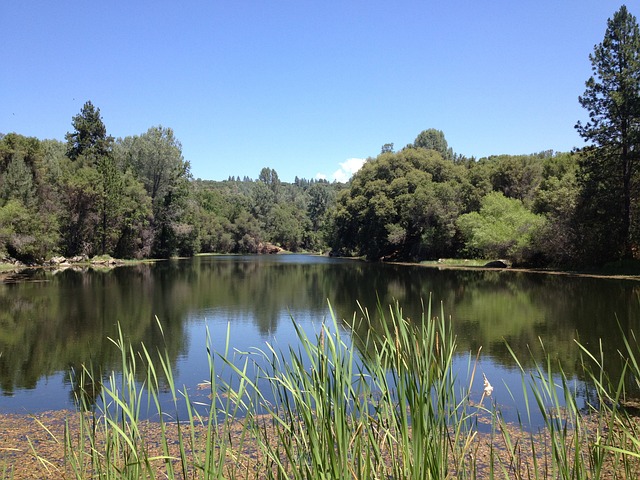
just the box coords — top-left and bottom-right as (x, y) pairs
(330, 148), (473, 261)
(65, 101), (113, 162)
(532, 152), (580, 266)
(113, 172), (153, 259)
(0, 117), (614, 267)
(412, 128), (454, 160)
(482, 152), (546, 205)
(0, 132), (42, 175)
(191, 174), (339, 254)
(62, 101), (125, 256)
(0, 199), (58, 262)
(2, 6), (639, 273)
(268, 203), (307, 251)
(457, 191), (546, 264)
(117, 126), (194, 258)
(575, 5), (640, 262)
(0, 153), (37, 208)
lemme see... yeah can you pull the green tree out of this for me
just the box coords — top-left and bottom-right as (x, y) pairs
(575, 5), (640, 261)
(95, 155), (123, 255)
(0, 133), (43, 180)
(0, 199), (58, 262)
(0, 133), (48, 211)
(63, 102), (124, 256)
(59, 104), (154, 258)
(0, 153), (36, 208)
(532, 152), (580, 266)
(330, 147), (470, 260)
(269, 203), (307, 251)
(59, 163), (101, 256)
(307, 182), (333, 232)
(112, 170), (152, 259)
(484, 154), (545, 205)
(0, 134), (61, 261)
(251, 179), (276, 224)
(120, 127), (185, 204)
(258, 167), (281, 192)
(233, 211), (263, 253)
(118, 126), (192, 257)
(413, 128), (453, 160)
(198, 213), (235, 253)
(38, 139), (67, 217)
(65, 101), (113, 162)
(457, 192), (546, 264)
(380, 143), (394, 154)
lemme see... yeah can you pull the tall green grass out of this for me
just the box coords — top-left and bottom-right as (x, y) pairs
(59, 319), (255, 479)
(9, 302), (640, 479)
(231, 301), (480, 479)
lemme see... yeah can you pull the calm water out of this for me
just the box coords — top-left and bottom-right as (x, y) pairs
(1, 254), (639, 424)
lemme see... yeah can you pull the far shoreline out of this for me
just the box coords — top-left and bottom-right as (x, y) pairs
(392, 259), (640, 282)
(2, 253), (640, 283)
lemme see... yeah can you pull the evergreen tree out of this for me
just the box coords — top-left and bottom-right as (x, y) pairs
(63, 101), (124, 256)
(575, 5), (640, 261)
(65, 101), (113, 162)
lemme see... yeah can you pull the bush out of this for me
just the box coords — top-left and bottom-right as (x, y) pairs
(457, 191), (545, 264)
(0, 199), (59, 263)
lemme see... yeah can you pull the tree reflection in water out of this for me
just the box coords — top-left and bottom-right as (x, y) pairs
(0, 255), (638, 417)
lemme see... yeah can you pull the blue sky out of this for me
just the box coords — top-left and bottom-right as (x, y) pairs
(1, 1), (630, 182)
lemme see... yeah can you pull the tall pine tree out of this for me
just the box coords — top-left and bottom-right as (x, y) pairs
(65, 101), (113, 162)
(64, 101), (122, 255)
(575, 5), (640, 262)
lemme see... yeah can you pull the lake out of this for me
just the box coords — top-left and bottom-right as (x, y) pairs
(1, 254), (639, 425)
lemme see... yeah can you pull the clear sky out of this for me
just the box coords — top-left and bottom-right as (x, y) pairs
(1, 1), (631, 182)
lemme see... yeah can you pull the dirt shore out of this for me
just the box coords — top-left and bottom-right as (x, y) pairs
(2, 409), (639, 479)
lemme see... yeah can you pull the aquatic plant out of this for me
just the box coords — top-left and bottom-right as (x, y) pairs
(5, 302), (640, 478)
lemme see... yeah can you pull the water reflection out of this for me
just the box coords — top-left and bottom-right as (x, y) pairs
(0, 255), (639, 415)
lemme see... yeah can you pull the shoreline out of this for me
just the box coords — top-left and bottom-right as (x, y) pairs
(1, 407), (636, 479)
(395, 260), (640, 282)
(3, 254), (640, 283)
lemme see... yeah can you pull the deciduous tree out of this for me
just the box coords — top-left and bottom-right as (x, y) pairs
(118, 126), (192, 257)
(330, 147), (470, 260)
(413, 129), (454, 161)
(457, 192), (545, 264)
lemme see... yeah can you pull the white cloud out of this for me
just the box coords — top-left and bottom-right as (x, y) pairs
(332, 157), (366, 183)
(315, 172), (327, 180)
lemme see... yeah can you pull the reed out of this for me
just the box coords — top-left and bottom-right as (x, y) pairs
(8, 302), (640, 479)
(227, 300), (480, 479)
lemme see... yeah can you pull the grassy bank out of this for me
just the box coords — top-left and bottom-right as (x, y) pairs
(2, 303), (640, 478)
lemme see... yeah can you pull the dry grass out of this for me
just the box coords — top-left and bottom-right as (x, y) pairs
(2, 408), (640, 479)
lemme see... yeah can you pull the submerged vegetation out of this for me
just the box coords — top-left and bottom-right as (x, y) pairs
(2, 301), (640, 479)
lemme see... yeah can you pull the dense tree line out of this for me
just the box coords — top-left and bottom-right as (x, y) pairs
(0, 105), (340, 263)
(1, 5), (638, 269)
(330, 5), (640, 268)
(328, 141), (577, 266)
(0, 122), (599, 268)
(0, 102), (196, 262)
